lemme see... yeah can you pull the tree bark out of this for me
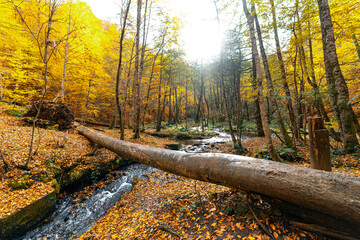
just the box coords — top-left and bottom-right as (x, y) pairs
(251, 48), (264, 137)
(77, 124), (360, 238)
(317, 0), (358, 150)
(353, 33), (360, 61)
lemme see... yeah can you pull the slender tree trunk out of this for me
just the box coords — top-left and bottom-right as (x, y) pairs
(185, 79), (188, 129)
(253, 5), (294, 150)
(294, 1), (307, 137)
(109, 106), (117, 129)
(0, 73), (3, 101)
(22, 1), (57, 168)
(133, 0), (143, 139)
(214, 0), (237, 145)
(242, 0), (282, 162)
(115, 0), (131, 140)
(308, 31), (342, 142)
(317, 0), (358, 150)
(141, 48), (162, 131)
(168, 87), (172, 124)
(235, 60), (243, 148)
(251, 52), (265, 137)
(175, 87), (179, 124)
(195, 66), (204, 124)
(269, 0), (299, 141)
(156, 53), (163, 132)
(123, 40), (136, 129)
(61, 2), (72, 103)
(353, 33), (360, 61)
(82, 78), (93, 120)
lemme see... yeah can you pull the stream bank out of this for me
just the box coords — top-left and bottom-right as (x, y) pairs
(17, 127), (234, 239)
(20, 164), (155, 240)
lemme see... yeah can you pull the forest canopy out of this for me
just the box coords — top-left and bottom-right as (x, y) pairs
(0, 0), (359, 151)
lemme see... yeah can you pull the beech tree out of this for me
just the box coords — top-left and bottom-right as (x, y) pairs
(316, 0), (359, 150)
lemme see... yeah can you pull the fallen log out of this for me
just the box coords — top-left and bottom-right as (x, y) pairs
(77, 124), (360, 237)
(75, 118), (119, 128)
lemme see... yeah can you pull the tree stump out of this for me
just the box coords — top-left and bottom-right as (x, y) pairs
(308, 117), (331, 171)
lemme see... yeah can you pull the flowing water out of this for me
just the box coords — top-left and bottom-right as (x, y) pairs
(21, 164), (155, 240)
(20, 128), (232, 239)
(178, 128), (232, 153)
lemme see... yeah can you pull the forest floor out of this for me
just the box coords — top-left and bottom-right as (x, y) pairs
(0, 103), (176, 219)
(1, 103), (359, 239)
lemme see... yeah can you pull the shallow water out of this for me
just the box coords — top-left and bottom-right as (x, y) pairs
(179, 128), (232, 153)
(21, 164), (155, 240)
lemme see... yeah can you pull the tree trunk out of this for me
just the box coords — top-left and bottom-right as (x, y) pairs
(185, 79), (188, 129)
(308, 33), (342, 142)
(195, 66), (204, 124)
(214, 0), (237, 146)
(168, 87), (172, 124)
(242, 0), (281, 162)
(156, 52), (164, 132)
(251, 50), (265, 137)
(115, 0), (131, 140)
(0, 73), (3, 102)
(317, 0), (358, 151)
(133, 0), (142, 139)
(61, 2), (72, 103)
(253, 5), (294, 150)
(353, 33), (360, 61)
(77, 124), (360, 238)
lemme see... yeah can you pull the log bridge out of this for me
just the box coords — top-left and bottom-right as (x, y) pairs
(77, 124), (360, 239)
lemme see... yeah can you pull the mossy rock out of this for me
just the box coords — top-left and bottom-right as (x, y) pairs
(8, 175), (33, 190)
(0, 192), (56, 240)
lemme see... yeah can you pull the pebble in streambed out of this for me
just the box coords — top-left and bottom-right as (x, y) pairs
(20, 164), (155, 240)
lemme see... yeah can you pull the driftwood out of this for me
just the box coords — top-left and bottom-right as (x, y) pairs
(76, 124), (360, 238)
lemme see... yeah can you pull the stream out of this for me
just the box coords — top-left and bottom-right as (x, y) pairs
(178, 128), (232, 153)
(20, 128), (232, 239)
(21, 164), (155, 240)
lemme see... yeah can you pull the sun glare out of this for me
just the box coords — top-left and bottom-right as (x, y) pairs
(84, 0), (223, 62)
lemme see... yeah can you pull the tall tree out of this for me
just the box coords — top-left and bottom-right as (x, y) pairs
(60, 1), (72, 103)
(116, 0), (131, 140)
(11, 0), (60, 168)
(133, 0), (142, 139)
(269, 0), (300, 141)
(214, 0), (237, 146)
(316, 0), (358, 150)
(252, 4), (294, 150)
(242, 0), (282, 162)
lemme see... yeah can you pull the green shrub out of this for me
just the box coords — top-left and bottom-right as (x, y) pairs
(5, 108), (24, 117)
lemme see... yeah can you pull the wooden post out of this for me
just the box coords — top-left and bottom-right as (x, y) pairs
(308, 117), (331, 171)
